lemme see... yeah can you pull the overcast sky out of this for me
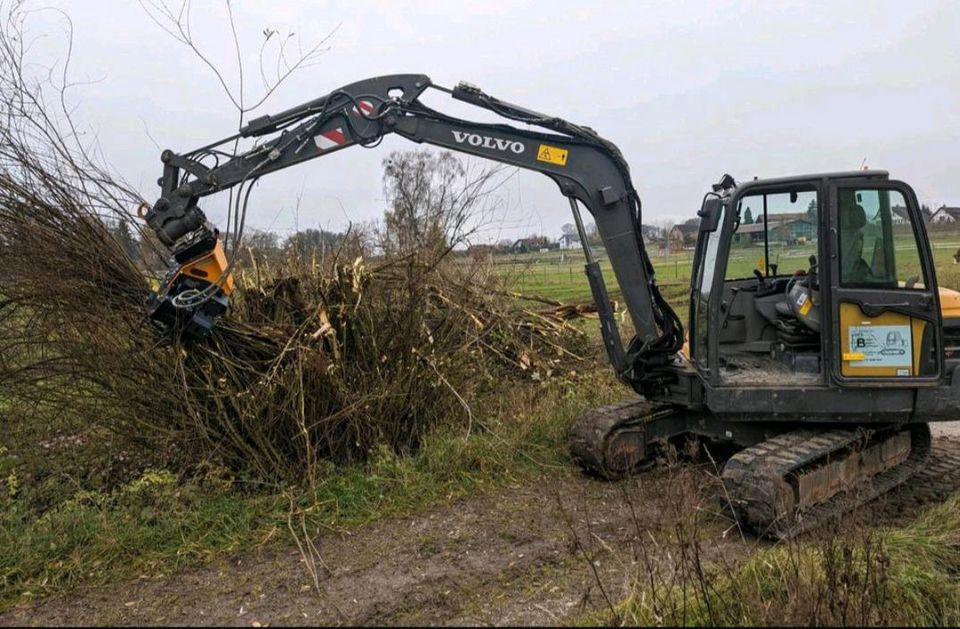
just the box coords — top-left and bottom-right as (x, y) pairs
(27, 0), (960, 243)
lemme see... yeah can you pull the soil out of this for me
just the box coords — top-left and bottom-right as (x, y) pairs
(0, 465), (744, 627)
(4, 427), (960, 627)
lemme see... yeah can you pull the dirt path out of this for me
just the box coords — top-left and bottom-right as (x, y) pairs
(0, 464), (744, 627)
(4, 429), (960, 627)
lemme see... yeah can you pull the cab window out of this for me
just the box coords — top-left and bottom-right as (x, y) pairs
(727, 189), (818, 279)
(838, 188), (924, 288)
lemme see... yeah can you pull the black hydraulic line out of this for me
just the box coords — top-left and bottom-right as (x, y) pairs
(569, 197), (627, 374)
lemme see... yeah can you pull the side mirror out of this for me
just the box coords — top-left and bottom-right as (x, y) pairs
(698, 196), (723, 232)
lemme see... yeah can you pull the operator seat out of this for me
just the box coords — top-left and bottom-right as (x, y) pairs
(839, 194), (871, 283)
(774, 285), (800, 318)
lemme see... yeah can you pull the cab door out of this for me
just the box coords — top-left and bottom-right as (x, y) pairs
(828, 179), (942, 383)
(689, 195), (726, 381)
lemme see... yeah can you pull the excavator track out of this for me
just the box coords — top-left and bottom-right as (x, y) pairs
(882, 437), (960, 509)
(721, 423), (932, 539)
(568, 398), (676, 480)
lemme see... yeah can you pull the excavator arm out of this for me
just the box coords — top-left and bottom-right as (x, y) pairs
(144, 74), (683, 393)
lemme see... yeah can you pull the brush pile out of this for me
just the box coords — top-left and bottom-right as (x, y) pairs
(0, 173), (593, 482)
(0, 140), (593, 486)
(0, 7), (599, 483)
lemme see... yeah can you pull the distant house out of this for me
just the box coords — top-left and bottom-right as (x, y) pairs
(772, 218), (815, 244)
(931, 206), (960, 224)
(559, 233), (580, 249)
(891, 206), (910, 224)
(754, 212), (809, 225)
(669, 222), (700, 251)
(641, 224), (665, 245)
(735, 213), (815, 245)
(734, 222), (767, 244)
(510, 238), (559, 254)
(510, 239), (532, 254)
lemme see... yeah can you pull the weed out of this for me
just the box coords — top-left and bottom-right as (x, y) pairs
(592, 491), (960, 627)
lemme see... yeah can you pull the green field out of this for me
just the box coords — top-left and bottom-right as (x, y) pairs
(494, 227), (960, 311)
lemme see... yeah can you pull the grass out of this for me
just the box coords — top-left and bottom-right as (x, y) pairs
(594, 492), (960, 626)
(0, 368), (623, 610)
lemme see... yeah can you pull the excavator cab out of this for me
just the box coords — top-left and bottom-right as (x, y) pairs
(579, 169), (960, 538)
(596, 169), (958, 537)
(689, 171), (944, 397)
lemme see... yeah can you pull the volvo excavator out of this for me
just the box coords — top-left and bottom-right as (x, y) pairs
(142, 74), (960, 538)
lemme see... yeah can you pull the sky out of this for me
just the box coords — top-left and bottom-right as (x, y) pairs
(24, 0), (960, 244)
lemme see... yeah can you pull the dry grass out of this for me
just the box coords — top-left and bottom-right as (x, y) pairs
(579, 450), (960, 627)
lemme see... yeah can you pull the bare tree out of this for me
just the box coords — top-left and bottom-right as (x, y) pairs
(108, 218), (140, 260)
(585, 221), (603, 247)
(239, 227), (282, 267)
(379, 150), (510, 260)
(245, 228), (279, 252)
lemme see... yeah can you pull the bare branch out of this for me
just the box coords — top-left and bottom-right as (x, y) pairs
(139, 0), (337, 122)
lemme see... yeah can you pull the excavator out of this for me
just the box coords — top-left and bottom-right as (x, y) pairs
(142, 74), (960, 538)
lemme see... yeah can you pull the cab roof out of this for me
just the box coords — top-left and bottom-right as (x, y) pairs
(734, 170), (890, 193)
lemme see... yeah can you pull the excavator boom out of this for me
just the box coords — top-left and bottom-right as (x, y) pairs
(144, 74), (683, 394)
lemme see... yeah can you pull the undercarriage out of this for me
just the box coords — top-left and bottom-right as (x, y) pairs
(569, 400), (935, 539)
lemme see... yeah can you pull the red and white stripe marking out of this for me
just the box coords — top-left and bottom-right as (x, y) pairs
(314, 101), (375, 151)
(315, 127), (346, 151)
(351, 100), (375, 117)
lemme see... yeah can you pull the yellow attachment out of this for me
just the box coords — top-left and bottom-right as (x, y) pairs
(180, 240), (235, 295)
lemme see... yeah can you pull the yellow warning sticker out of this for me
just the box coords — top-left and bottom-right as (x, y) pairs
(799, 299), (812, 316)
(537, 144), (568, 166)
